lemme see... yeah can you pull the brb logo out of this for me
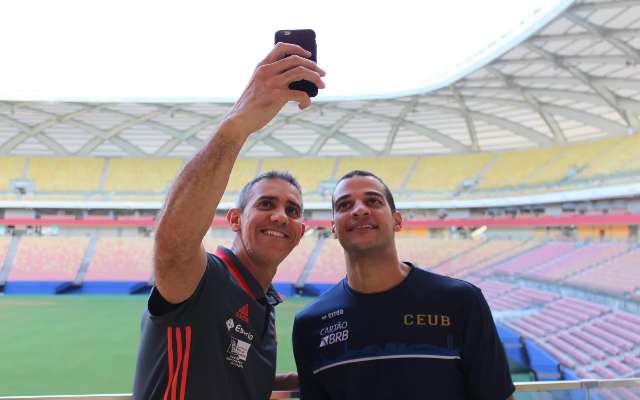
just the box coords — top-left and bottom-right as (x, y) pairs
(319, 320), (349, 348)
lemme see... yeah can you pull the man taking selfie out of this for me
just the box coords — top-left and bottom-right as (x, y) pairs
(133, 42), (326, 400)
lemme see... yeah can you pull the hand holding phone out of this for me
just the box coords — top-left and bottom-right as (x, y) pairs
(274, 29), (319, 97)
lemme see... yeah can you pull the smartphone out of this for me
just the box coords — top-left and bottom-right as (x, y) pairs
(274, 29), (318, 97)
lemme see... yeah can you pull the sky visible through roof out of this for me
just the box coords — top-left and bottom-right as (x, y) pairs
(0, 0), (564, 102)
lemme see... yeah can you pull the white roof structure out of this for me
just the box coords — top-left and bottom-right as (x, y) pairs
(1, 0), (640, 159)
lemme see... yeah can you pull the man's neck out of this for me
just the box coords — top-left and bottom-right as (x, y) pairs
(345, 247), (410, 294)
(230, 241), (277, 294)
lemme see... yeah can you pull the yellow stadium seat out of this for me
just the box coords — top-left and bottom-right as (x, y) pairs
(335, 156), (416, 191)
(261, 158), (335, 193)
(0, 157), (25, 191)
(28, 157), (103, 192)
(477, 147), (563, 189)
(406, 153), (493, 192)
(580, 134), (640, 178)
(104, 158), (183, 192)
(525, 137), (623, 185)
(225, 159), (259, 193)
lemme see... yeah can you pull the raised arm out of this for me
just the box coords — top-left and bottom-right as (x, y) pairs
(154, 43), (326, 303)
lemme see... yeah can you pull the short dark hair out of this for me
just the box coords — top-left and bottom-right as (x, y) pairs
(332, 170), (397, 213)
(236, 170), (303, 211)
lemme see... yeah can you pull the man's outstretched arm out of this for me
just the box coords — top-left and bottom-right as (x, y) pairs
(154, 43), (326, 304)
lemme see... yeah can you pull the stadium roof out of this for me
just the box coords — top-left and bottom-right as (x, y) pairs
(2, 0), (640, 158)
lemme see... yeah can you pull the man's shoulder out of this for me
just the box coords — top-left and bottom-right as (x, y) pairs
(295, 281), (346, 323)
(200, 251), (233, 286)
(410, 266), (482, 297)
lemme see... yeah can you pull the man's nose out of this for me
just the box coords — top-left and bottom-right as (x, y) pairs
(270, 208), (288, 224)
(351, 201), (370, 217)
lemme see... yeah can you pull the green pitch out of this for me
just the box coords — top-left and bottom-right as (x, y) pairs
(0, 295), (312, 397)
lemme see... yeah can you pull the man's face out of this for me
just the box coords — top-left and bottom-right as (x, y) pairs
(332, 176), (402, 254)
(231, 178), (305, 265)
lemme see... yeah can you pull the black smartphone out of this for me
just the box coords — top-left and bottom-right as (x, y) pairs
(274, 29), (318, 97)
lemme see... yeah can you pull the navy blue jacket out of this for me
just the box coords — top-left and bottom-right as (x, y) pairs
(293, 264), (514, 400)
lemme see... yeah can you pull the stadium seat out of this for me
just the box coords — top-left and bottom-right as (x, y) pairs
(476, 147), (563, 189)
(262, 158), (335, 193)
(85, 237), (153, 281)
(0, 156), (25, 192)
(273, 237), (315, 283)
(225, 159), (260, 193)
(524, 137), (622, 186)
(103, 158), (183, 193)
(335, 156), (416, 191)
(28, 157), (103, 192)
(406, 153), (493, 193)
(8, 236), (88, 281)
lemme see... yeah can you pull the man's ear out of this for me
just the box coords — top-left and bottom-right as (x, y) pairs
(227, 208), (241, 232)
(392, 211), (403, 232)
(294, 223), (306, 245)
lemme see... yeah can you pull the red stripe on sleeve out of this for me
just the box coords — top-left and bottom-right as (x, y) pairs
(179, 326), (192, 400)
(163, 327), (174, 400)
(171, 327), (183, 400)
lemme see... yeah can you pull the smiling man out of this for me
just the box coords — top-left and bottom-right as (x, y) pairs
(292, 170), (515, 400)
(132, 42), (325, 400)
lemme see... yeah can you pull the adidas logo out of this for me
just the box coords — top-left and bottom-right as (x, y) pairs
(235, 304), (249, 323)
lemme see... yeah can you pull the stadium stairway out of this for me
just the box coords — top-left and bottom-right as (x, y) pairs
(476, 240), (549, 277)
(73, 233), (100, 285)
(451, 239), (538, 279)
(295, 236), (327, 289)
(55, 233), (101, 294)
(429, 239), (487, 271)
(0, 235), (21, 290)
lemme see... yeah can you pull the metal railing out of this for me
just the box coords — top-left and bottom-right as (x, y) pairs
(0, 378), (638, 399)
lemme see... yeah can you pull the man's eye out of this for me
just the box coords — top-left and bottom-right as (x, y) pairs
(258, 200), (273, 208)
(336, 202), (349, 211)
(287, 206), (300, 217)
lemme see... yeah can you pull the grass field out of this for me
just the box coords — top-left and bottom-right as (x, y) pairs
(0, 295), (311, 396)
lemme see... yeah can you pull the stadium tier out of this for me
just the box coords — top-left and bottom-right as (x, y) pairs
(488, 288), (640, 379)
(28, 157), (103, 192)
(431, 239), (536, 278)
(405, 152), (493, 193)
(580, 134), (640, 179)
(476, 147), (564, 190)
(262, 158), (335, 193)
(0, 236), (10, 267)
(84, 237), (153, 282)
(1, 232), (639, 381)
(335, 156), (416, 191)
(305, 238), (346, 284)
(524, 137), (622, 186)
(394, 237), (480, 269)
(7, 236), (88, 282)
(488, 241), (580, 276)
(226, 159), (260, 193)
(0, 156), (25, 191)
(103, 158), (183, 193)
(1, 135), (640, 201)
(566, 247), (640, 296)
(524, 242), (631, 282)
(273, 237), (316, 284)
